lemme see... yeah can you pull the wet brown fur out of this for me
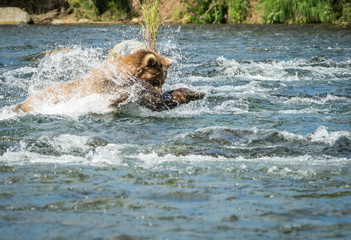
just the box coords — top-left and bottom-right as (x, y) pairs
(14, 49), (205, 113)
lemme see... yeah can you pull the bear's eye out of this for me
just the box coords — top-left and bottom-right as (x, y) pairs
(147, 58), (157, 68)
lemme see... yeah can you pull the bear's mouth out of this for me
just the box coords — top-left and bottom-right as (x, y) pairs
(145, 74), (163, 94)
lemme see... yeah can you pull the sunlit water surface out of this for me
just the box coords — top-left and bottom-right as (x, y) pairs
(1, 24), (351, 239)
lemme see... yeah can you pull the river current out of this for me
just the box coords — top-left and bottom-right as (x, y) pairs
(1, 24), (351, 239)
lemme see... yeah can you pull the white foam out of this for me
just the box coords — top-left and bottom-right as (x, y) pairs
(28, 94), (114, 117)
(87, 144), (127, 166)
(1, 126), (350, 170)
(280, 130), (304, 141)
(308, 126), (351, 145)
(0, 106), (18, 121)
(128, 151), (350, 178)
(267, 164), (315, 178)
(134, 151), (226, 170)
(1, 149), (86, 165)
(216, 56), (351, 82)
(278, 108), (326, 114)
(237, 154), (350, 169)
(45, 134), (91, 153)
(214, 100), (249, 114)
(0, 94), (119, 120)
(284, 94), (350, 105)
(1, 66), (35, 90)
(1, 137), (129, 166)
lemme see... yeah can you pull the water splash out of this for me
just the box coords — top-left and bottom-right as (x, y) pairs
(28, 46), (105, 95)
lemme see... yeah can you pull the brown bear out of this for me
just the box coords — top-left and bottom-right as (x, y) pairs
(14, 49), (205, 113)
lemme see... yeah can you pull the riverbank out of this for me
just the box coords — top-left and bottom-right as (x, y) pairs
(0, 0), (350, 27)
(1, 9), (347, 28)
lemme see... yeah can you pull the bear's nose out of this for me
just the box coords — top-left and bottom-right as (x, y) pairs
(154, 86), (162, 94)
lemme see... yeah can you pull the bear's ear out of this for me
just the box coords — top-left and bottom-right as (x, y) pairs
(144, 53), (157, 67)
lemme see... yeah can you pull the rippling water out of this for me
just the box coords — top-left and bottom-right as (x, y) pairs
(1, 24), (351, 239)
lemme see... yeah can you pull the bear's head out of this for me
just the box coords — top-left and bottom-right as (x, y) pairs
(121, 50), (173, 93)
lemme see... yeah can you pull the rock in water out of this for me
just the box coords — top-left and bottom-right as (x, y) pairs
(0, 7), (31, 25)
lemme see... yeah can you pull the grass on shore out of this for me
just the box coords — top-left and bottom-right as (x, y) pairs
(66, 0), (350, 28)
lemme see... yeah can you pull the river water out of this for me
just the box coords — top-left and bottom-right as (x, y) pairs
(1, 24), (351, 239)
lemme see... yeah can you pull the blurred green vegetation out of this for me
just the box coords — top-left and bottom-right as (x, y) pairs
(178, 0), (249, 24)
(69, 0), (131, 21)
(178, 0), (350, 26)
(69, 0), (100, 20)
(67, 0), (350, 27)
(261, 0), (351, 26)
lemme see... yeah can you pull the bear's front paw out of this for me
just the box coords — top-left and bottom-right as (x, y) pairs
(163, 88), (206, 109)
(172, 88), (206, 104)
(188, 90), (206, 101)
